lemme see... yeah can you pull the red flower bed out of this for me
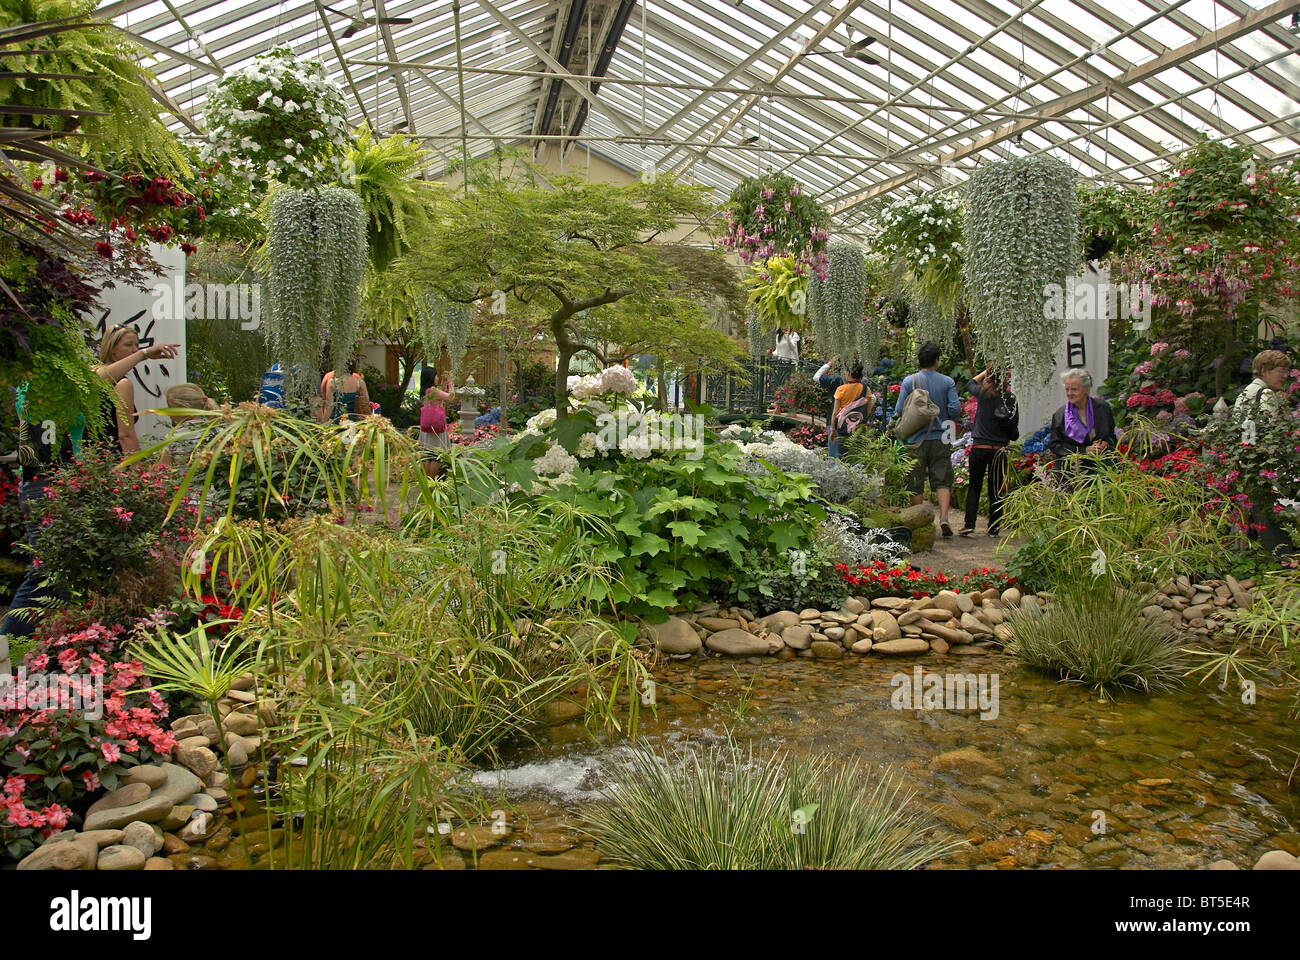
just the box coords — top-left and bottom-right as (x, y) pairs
(837, 561), (952, 598)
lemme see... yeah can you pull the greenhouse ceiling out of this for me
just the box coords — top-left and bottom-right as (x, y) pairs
(96, 0), (1300, 233)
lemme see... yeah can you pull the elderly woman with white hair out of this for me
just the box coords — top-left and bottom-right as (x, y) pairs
(1049, 368), (1117, 462)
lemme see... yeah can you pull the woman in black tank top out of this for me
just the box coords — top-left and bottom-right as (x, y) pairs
(94, 326), (180, 458)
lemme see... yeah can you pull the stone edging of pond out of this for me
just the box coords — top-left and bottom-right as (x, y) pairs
(640, 574), (1261, 660)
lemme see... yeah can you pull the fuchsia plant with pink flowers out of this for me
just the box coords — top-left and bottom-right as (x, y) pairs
(720, 173), (830, 278)
(1120, 141), (1300, 394)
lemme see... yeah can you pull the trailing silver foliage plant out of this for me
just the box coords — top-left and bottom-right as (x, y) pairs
(746, 308), (770, 358)
(445, 302), (472, 376)
(907, 296), (955, 352)
(264, 187), (367, 399)
(807, 241), (867, 362)
(963, 157), (1080, 386)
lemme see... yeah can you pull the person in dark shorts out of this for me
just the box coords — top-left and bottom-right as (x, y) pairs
(891, 341), (962, 537)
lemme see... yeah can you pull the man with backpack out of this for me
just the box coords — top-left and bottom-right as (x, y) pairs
(829, 363), (872, 459)
(891, 341), (963, 537)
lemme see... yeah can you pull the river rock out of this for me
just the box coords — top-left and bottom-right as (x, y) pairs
(845, 597), (865, 614)
(1253, 850), (1300, 870)
(929, 636), (950, 654)
(781, 625), (812, 650)
(452, 825), (506, 851)
(121, 766), (168, 789)
(897, 610), (922, 626)
(697, 616), (740, 632)
(143, 857), (175, 870)
(85, 783), (151, 820)
(823, 626), (845, 641)
(993, 624), (1014, 643)
(178, 812), (213, 843)
(1001, 587), (1021, 606)
(810, 640), (844, 659)
(851, 638), (873, 654)
(223, 711), (259, 736)
(955, 593), (975, 614)
(83, 792), (173, 832)
(761, 611), (801, 633)
(868, 610), (901, 639)
(930, 746), (998, 775)
(915, 607), (953, 622)
(872, 596), (910, 610)
(930, 591), (962, 615)
(96, 844), (146, 871)
(177, 742), (218, 777)
(871, 638), (930, 656)
(705, 628), (769, 657)
(226, 741), (249, 768)
(961, 612), (992, 635)
(980, 588), (1001, 602)
(186, 792), (219, 813)
(649, 616), (701, 654)
(121, 821), (161, 858)
(152, 763), (204, 807)
(799, 608), (821, 620)
(18, 837), (97, 870)
(46, 829), (123, 847)
(1224, 575), (1253, 609)
(160, 805), (195, 831)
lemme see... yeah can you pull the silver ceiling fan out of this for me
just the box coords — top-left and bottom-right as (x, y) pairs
(797, 26), (883, 66)
(318, 1), (412, 39)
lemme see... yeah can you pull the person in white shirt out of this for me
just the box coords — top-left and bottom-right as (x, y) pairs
(1233, 349), (1291, 418)
(771, 327), (800, 362)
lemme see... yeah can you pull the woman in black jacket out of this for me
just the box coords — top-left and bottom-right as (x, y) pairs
(1049, 367), (1117, 463)
(960, 369), (1019, 537)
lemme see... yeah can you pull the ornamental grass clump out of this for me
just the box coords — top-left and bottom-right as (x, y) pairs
(1006, 582), (1192, 698)
(580, 737), (960, 870)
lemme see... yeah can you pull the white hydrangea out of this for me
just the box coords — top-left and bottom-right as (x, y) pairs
(535, 442), (579, 476)
(567, 364), (640, 400)
(525, 408), (557, 432)
(620, 434), (653, 460)
(576, 432), (602, 459)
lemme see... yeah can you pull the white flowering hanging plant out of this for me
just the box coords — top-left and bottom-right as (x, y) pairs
(872, 191), (965, 315)
(203, 47), (352, 190)
(963, 156), (1080, 386)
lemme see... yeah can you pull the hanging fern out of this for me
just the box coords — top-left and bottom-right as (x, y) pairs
(807, 241), (867, 362)
(345, 125), (440, 272)
(1, 0), (188, 174)
(743, 257), (808, 334)
(963, 156), (1080, 386)
(264, 187), (366, 399)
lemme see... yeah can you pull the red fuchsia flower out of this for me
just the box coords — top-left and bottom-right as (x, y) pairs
(181, 242), (197, 255)
(94, 241), (113, 258)
(30, 177), (43, 191)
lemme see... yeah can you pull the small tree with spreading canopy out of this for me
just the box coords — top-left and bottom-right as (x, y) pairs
(399, 159), (742, 419)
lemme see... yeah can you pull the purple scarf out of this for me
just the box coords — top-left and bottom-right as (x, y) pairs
(1064, 396), (1094, 445)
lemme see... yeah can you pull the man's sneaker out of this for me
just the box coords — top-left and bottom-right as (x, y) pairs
(940, 520), (953, 538)
(958, 526), (975, 537)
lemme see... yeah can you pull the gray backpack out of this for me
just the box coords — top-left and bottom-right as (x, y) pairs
(890, 374), (941, 441)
